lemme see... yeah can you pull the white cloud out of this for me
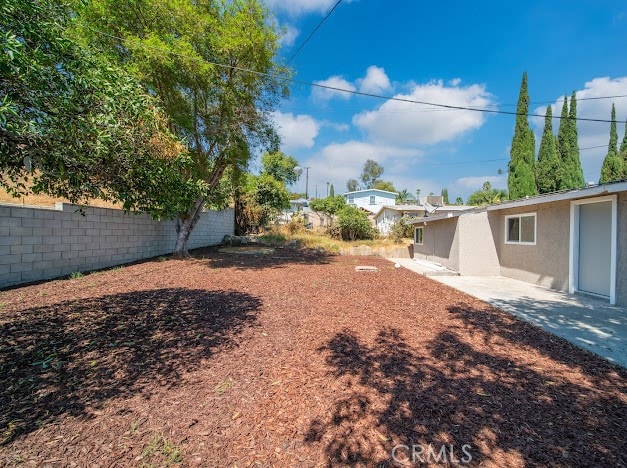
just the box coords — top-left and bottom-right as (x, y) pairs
(454, 175), (507, 190)
(312, 75), (356, 101)
(279, 24), (299, 47)
(449, 78), (462, 86)
(272, 112), (320, 150)
(357, 66), (392, 94)
(353, 80), (495, 146)
(266, 0), (354, 16)
(533, 76), (627, 181)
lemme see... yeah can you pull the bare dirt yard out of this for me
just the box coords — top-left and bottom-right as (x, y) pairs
(1, 248), (626, 466)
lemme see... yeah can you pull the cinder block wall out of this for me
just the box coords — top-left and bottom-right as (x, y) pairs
(0, 203), (234, 289)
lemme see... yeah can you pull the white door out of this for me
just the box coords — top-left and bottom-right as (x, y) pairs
(578, 201), (612, 297)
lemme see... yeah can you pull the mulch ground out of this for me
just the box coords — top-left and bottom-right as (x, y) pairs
(0, 248), (626, 467)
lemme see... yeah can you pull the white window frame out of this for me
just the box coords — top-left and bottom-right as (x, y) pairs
(569, 195), (617, 305)
(369, 195), (376, 205)
(504, 212), (537, 245)
(415, 226), (424, 245)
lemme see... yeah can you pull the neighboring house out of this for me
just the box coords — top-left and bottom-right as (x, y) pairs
(344, 189), (398, 214)
(409, 180), (627, 305)
(374, 205), (425, 235)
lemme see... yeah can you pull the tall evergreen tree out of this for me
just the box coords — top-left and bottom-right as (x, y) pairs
(567, 92), (585, 187)
(441, 188), (450, 204)
(535, 106), (561, 193)
(621, 117), (627, 178)
(508, 72), (536, 199)
(329, 184), (335, 197)
(555, 96), (570, 190)
(599, 104), (624, 183)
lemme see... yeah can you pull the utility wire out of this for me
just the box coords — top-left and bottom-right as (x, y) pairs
(86, 26), (620, 124)
(286, 0), (342, 65)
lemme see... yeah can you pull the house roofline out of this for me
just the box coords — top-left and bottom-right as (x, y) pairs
(343, 189), (399, 196)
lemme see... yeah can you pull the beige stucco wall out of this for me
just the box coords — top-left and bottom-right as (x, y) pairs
(458, 211), (501, 275)
(413, 217), (460, 271)
(617, 191), (627, 306)
(496, 200), (571, 291)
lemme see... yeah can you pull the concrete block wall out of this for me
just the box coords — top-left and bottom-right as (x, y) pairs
(0, 203), (234, 289)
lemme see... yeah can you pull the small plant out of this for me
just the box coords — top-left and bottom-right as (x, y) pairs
(158, 256), (168, 262)
(111, 266), (122, 271)
(142, 434), (183, 465)
(389, 218), (414, 244)
(287, 211), (307, 234)
(70, 271), (83, 279)
(215, 378), (234, 396)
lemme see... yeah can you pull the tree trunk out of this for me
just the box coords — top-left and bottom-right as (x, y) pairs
(173, 196), (205, 258)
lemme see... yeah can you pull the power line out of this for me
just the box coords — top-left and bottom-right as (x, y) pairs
(86, 26), (619, 124)
(286, 0), (342, 65)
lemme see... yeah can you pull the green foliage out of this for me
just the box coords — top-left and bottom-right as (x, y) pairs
(508, 72), (536, 199)
(566, 92), (585, 187)
(70, 271), (83, 279)
(261, 151), (299, 185)
(600, 104), (624, 184)
(0, 0), (197, 216)
(286, 211), (307, 234)
(360, 159), (384, 189)
(372, 180), (396, 192)
(77, 0), (289, 253)
(346, 178), (359, 192)
(329, 184), (335, 197)
(467, 181), (508, 206)
(389, 218), (413, 243)
(309, 195), (346, 216)
(336, 206), (374, 241)
(535, 105), (561, 193)
(396, 189), (414, 204)
(455, 197), (464, 205)
(441, 188), (449, 204)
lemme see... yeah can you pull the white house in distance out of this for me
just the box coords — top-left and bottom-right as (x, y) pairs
(343, 189), (398, 214)
(409, 180), (627, 306)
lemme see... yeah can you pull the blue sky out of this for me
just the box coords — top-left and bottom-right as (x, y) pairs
(263, 0), (627, 200)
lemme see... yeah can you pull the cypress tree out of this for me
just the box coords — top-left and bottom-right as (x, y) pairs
(535, 106), (561, 193)
(329, 184), (334, 197)
(599, 104), (624, 183)
(567, 92), (585, 187)
(620, 117), (627, 178)
(441, 188), (449, 204)
(508, 72), (537, 199)
(555, 96), (571, 190)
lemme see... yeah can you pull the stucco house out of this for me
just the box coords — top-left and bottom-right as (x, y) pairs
(344, 189), (398, 214)
(409, 180), (627, 306)
(374, 205), (425, 235)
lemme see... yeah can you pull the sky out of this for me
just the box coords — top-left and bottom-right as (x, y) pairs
(262, 0), (627, 201)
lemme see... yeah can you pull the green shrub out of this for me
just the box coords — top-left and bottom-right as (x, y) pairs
(337, 206), (374, 241)
(389, 218), (414, 243)
(287, 211), (307, 234)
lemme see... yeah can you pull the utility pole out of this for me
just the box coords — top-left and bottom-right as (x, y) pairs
(314, 184), (319, 199)
(305, 166), (310, 199)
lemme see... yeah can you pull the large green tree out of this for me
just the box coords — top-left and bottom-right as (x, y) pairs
(600, 104), (624, 183)
(372, 180), (396, 192)
(360, 159), (384, 189)
(441, 188), (449, 204)
(77, 0), (288, 255)
(346, 178), (359, 192)
(508, 72), (536, 199)
(260, 151), (299, 186)
(535, 106), (561, 193)
(1, 0), (194, 213)
(566, 91), (585, 187)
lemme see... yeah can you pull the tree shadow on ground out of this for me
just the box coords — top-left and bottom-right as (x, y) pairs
(0, 288), (261, 444)
(195, 246), (333, 271)
(307, 310), (627, 466)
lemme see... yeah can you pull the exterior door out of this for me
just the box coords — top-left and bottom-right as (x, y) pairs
(578, 201), (612, 297)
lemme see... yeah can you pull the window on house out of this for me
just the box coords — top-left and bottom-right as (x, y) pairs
(415, 226), (424, 245)
(348, 195), (354, 204)
(369, 195), (376, 204)
(505, 213), (536, 244)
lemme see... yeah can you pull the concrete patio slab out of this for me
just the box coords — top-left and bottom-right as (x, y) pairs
(389, 258), (627, 368)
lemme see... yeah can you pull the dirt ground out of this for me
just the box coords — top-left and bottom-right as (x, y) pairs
(1, 248), (626, 467)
